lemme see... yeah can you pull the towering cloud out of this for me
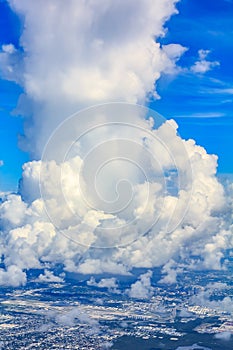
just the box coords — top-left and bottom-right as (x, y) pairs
(2, 0), (186, 155)
(0, 0), (231, 287)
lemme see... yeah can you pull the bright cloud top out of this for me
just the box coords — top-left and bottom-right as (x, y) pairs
(1, 0), (185, 156)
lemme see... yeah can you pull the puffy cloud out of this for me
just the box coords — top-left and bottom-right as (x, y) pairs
(162, 43), (188, 74)
(159, 259), (181, 284)
(36, 269), (64, 283)
(0, 1), (232, 288)
(0, 265), (26, 287)
(77, 259), (130, 275)
(190, 282), (233, 316)
(2, 44), (16, 54)
(0, 115), (232, 283)
(0, 113), (231, 286)
(0, 194), (27, 227)
(127, 270), (154, 299)
(191, 49), (220, 74)
(87, 277), (119, 292)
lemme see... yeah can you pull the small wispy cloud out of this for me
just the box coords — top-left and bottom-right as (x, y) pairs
(0, 160), (4, 167)
(174, 112), (225, 118)
(199, 85), (233, 98)
(211, 88), (233, 95)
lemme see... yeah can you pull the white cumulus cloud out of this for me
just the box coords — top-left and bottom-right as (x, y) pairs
(87, 277), (119, 292)
(127, 270), (154, 299)
(191, 49), (220, 74)
(0, 1), (232, 288)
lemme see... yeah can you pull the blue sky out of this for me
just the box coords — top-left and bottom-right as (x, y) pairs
(0, 0), (233, 191)
(0, 0), (27, 191)
(151, 0), (233, 174)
